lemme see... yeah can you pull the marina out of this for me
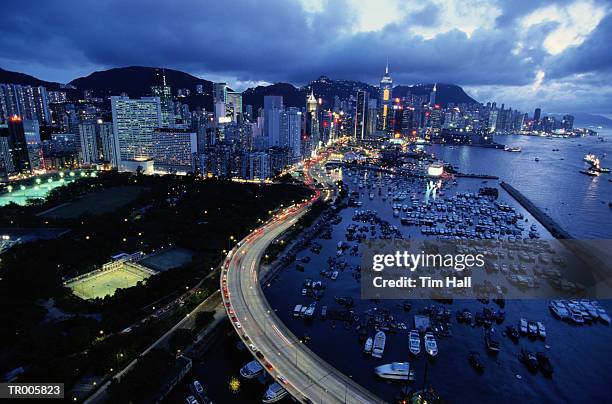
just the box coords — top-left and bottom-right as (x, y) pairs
(263, 133), (612, 402)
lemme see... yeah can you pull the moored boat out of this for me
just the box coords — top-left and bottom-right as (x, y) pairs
(409, 330), (421, 355)
(374, 362), (416, 380)
(364, 337), (373, 354)
(262, 382), (288, 403)
(424, 332), (438, 357)
(240, 360), (264, 379)
(372, 331), (386, 358)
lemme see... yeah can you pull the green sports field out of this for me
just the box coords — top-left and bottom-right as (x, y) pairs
(68, 265), (152, 300)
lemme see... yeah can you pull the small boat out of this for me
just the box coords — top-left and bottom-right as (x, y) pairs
(580, 169), (600, 176)
(262, 382), (288, 403)
(468, 351), (484, 372)
(528, 321), (538, 338)
(424, 332), (438, 357)
(364, 337), (373, 354)
(240, 360), (264, 379)
(374, 362), (415, 380)
(191, 380), (212, 404)
(505, 325), (519, 343)
(409, 330), (421, 355)
(536, 322), (546, 339)
(519, 318), (528, 334)
(549, 301), (570, 319)
(484, 330), (501, 353)
(519, 349), (539, 372)
(504, 146), (522, 152)
(372, 331), (386, 358)
(534, 157), (540, 162)
(536, 352), (553, 376)
(374, 362), (416, 380)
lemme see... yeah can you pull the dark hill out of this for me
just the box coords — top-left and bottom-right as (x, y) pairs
(69, 66), (214, 110)
(393, 83), (477, 107)
(0, 68), (61, 90)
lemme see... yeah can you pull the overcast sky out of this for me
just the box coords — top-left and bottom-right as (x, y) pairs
(1, 0), (611, 116)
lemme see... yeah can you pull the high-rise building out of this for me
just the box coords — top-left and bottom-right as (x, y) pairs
(281, 107), (302, 161)
(264, 96), (283, 148)
(0, 84), (50, 124)
(487, 109), (498, 133)
(354, 90), (368, 141)
(533, 108), (541, 122)
(366, 99), (378, 137)
(79, 120), (116, 166)
(429, 83), (437, 107)
(0, 134), (13, 179)
(306, 91), (319, 152)
(562, 114), (574, 131)
(150, 69), (174, 127)
(152, 128), (197, 173)
(226, 91), (243, 123)
(248, 151), (270, 180)
(110, 96), (161, 170)
(213, 83), (227, 105)
(378, 61), (393, 133)
(5, 116), (32, 175)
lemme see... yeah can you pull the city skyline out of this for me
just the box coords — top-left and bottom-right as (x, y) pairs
(0, 0), (610, 117)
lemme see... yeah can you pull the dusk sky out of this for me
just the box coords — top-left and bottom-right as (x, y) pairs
(1, 0), (611, 116)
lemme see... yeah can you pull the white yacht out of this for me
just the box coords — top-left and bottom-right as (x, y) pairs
(374, 362), (415, 380)
(240, 360), (264, 379)
(424, 332), (438, 357)
(371, 331), (386, 358)
(536, 322), (546, 339)
(363, 337), (373, 354)
(262, 382), (288, 403)
(409, 330), (421, 355)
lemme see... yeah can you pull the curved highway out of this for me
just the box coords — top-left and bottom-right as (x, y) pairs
(221, 159), (384, 404)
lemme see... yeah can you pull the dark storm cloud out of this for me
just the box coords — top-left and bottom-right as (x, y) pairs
(0, 0), (610, 116)
(0, 0), (536, 86)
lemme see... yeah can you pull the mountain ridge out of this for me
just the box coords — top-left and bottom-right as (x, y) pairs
(1, 66), (478, 112)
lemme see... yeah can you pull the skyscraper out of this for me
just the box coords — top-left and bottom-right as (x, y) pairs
(354, 90), (368, 141)
(79, 121), (116, 166)
(150, 69), (174, 127)
(281, 107), (302, 161)
(111, 96), (162, 171)
(213, 83), (227, 105)
(0, 84), (50, 124)
(306, 90), (319, 151)
(429, 83), (437, 107)
(226, 91), (243, 123)
(152, 128), (197, 173)
(378, 61), (393, 133)
(6, 115), (31, 175)
(533, 108), (541, 122)
(264, 96), (283, 148)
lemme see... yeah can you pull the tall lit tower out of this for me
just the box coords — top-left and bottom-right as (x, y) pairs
(429, 83), (437, 106)
(378, 60), (393, 133)
(306, 90), (320, 149)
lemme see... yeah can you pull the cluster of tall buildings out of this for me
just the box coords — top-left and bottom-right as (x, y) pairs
(0, 64), (580, 180)
(345, 63), (577, 145)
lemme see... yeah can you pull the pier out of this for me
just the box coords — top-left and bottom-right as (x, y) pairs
(500, 181), (573, 239)
(456, 173), (499, 180)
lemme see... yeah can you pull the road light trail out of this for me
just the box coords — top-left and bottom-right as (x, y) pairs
(221, 158), (384, 404)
